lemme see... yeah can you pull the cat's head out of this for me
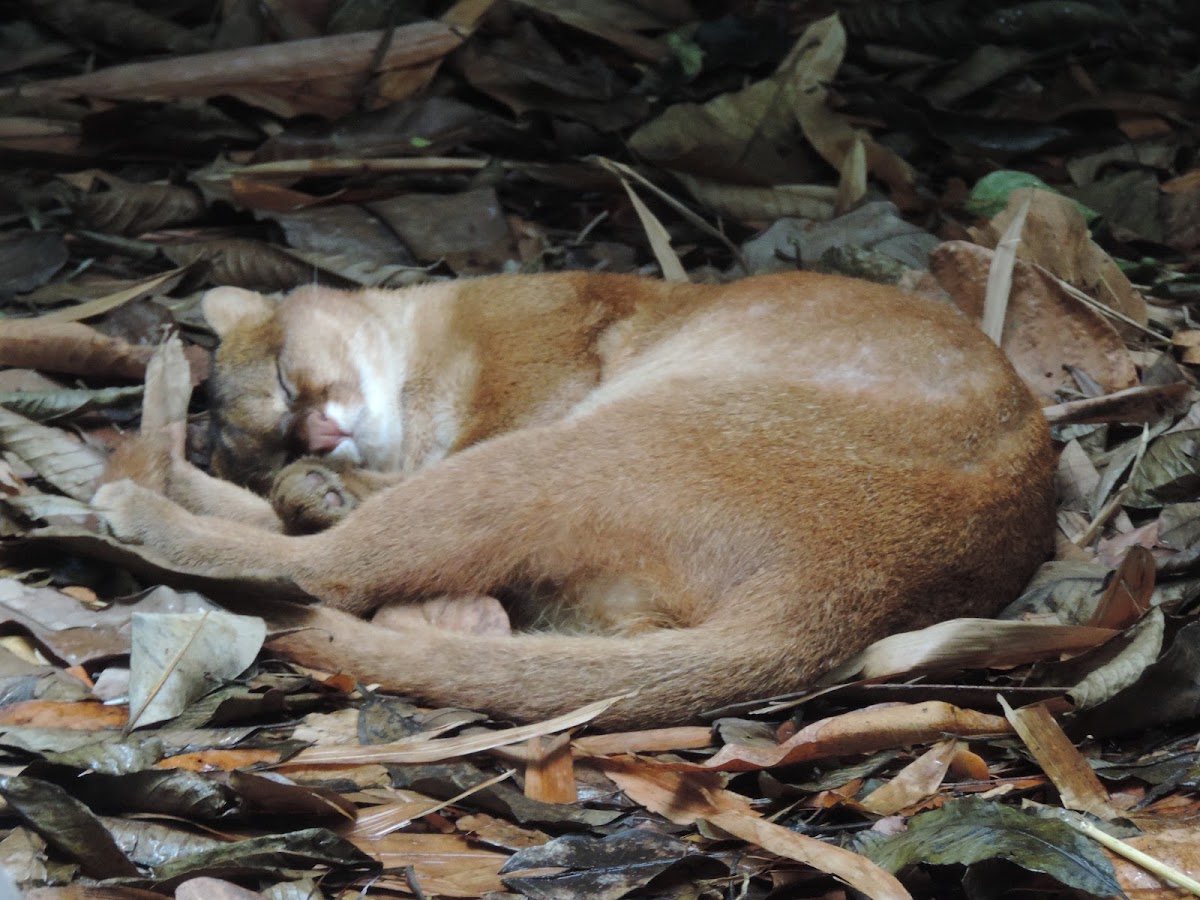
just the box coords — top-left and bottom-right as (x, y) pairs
(202, 286), (397, 492)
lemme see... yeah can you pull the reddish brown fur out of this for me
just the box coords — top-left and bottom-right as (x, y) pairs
(96, 272), (1056, 728)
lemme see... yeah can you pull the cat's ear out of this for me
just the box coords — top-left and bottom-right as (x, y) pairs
(202, 287), (276, 338)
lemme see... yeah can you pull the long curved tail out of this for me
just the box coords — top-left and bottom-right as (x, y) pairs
(263, 602), (805, 729)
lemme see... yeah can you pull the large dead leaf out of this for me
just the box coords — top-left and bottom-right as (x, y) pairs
(126, 608), (266, 729)
(972, 188), (1148, 327)
(930, 240), (1137, 400)
(629, 15), (912, 221)
(11, 22), (463, 118)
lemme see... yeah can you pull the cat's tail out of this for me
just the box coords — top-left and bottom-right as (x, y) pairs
(263, 602), (812, 729)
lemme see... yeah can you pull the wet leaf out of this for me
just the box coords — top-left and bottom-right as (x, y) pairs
(0, 775), (140, 878)
(856, 799), (1121, 897)
(150, 827), (378, 884)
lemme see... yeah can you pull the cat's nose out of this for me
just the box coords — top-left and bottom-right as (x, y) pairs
(301, 409), (351, 453)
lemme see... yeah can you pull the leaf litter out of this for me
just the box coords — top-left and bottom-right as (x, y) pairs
(4, 2), (1200, 897)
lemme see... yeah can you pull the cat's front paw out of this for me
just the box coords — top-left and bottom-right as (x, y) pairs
(269, 460), (359, 534)
(92, 479), (178, 545)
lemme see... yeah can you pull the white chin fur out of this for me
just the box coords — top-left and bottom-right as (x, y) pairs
(327, 439), (363, 464)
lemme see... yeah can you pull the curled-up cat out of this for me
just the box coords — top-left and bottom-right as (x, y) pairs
(94, 271), (1055, 729)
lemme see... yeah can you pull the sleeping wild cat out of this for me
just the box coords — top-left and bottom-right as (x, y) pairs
(95, 271), (1055, 728)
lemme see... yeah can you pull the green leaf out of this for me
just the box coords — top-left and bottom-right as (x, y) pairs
(666, 32), (704, 79)
(966, 171), (1099, 222)
(854, 799), (1121, 898)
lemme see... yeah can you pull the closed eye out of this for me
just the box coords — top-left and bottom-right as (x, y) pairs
(276, 361), (297, 402)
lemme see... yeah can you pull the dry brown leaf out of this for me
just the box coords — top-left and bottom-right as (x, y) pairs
(629, 15), (911, 220)
(860, 740), (958, 815)
(0, 319), (155, 380)
(37, 267), (188, 323)
(675, 175), (838, 221)
(999, 698), (1117, 819)
(0, 699), (127, 729)
(1089, 545), (1155, 630)
(523, 733), (576, 804)
(349, 771), (513, 841)
(284, 695), (619, 766)
(348, 832), (509, 897)
(510, 0), (670, 61)
(930, 240), (1138, 400)
(616, 176), (686, 282)
(9, 22), (463, 118)
(456, 812), (550, 852)
(161, 238), (341, 293)
(601, 758), (910, 899)
(688, 702), (1012, 772)
(156, 748), (284, 771)
(75, 179), (206, 236)
(573, 726), (714, 756)
(837, 617), (1118, 681)
(972, 188), (1148, 327)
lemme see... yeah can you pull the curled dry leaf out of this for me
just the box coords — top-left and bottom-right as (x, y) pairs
(0, 319), (155, 380)
(860, 740), (958, 815)
(678, 702), (1012, 773)
(930, 240), (1137, 400)
(837, 617), (1118, 681)
(1068, 607), (1165, 710)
